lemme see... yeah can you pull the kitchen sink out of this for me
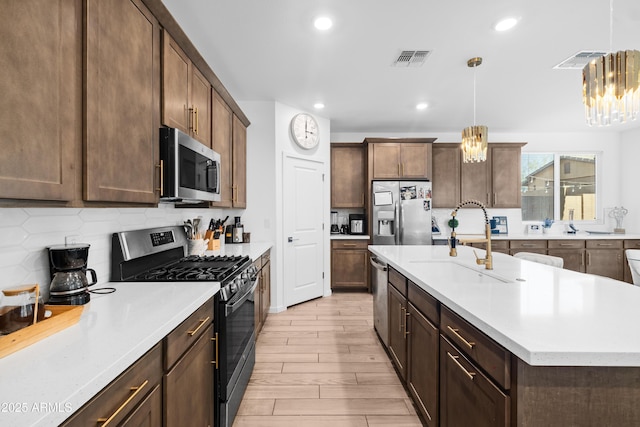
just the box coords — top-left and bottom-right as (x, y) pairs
(408, 260), (512, 284)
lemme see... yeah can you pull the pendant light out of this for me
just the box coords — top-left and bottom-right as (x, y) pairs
(582, 0), (640, 126)
(462, 57), (488, 163)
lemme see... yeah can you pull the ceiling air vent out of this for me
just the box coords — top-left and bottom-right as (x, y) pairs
(553, 51), (607, 70)
(392, 50), (431, 67)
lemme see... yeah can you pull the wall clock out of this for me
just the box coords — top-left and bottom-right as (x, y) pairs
(290, 113), (320, 149)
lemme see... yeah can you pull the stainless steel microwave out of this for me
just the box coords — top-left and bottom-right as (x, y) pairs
(159, 127), (221, 203)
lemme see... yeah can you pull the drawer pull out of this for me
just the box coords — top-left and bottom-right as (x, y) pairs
(342, 244), (357, 247)
(596, 243), (612, 247)
(404, 311), (410, 338)
(97, 379), (149, 426)
(187, 316), (211, 337)
(447, 352), (476, 381)
(559, 243), (572, 247)
(447, 325), (475, 350)
(211, 332), (219, 369)
(400, 307), (405, 334)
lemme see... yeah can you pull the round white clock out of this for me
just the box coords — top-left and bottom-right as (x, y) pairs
(290, 113), (320, 149)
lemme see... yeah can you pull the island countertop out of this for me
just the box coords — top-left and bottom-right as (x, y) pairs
(368, 244), (640, 367)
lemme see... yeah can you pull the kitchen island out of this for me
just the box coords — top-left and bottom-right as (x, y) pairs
(369, 244), (640, 426)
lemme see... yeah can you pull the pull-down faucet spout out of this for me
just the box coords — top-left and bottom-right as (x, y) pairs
(448, 199), (493, 270)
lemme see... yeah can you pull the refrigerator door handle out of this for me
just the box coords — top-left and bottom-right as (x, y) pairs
(395, 201), (401, 245)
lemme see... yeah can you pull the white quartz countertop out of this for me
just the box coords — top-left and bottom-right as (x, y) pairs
(433, 232), (640, 240)
(0, 285), (224, 427)
(369, 244), (640, 367)
(330, 234), (370, 240)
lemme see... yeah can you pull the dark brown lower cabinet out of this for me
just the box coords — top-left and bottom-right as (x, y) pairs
(120, 383), (162, 427)
(164, 323), (214, 427)
(331, 240), (369, 290)
(407, 302), (439, 426)
(388, 283), (407, 381)
(440, 336), (509, 427)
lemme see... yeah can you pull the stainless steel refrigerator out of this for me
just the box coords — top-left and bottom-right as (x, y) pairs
(372, 180), (433, 245)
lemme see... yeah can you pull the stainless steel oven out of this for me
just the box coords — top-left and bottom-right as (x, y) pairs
(111, 226), (257, 427)
(216, 272), (259, 427)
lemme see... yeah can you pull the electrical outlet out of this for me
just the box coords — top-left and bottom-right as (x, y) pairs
(65, 235), (80, 245)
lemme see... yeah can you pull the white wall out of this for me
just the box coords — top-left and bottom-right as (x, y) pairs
(621, 127), (640, 233)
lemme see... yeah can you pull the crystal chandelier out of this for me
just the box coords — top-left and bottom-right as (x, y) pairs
(582, 0), (640, 126)
(462, 57), (488, 163)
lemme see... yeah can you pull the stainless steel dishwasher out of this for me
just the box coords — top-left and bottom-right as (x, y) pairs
(370, 255), (388, 347)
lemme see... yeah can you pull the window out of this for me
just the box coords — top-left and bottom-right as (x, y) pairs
(521, 153), (598, 222)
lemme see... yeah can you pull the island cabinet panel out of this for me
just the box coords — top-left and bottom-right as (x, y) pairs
(440, 306), (510, 390)
(0, 0), (81, 202)
(331, 240), (369, 290)
(514, 361), (640, 427)
(440, 336), (510, 427)
(404, 281), (441, 426)
(61, 344), (163, 426)
(84, 0), (160, 203)
(432, 144), (461, 208)
(388, 283), (408, 381)
(331, 144), (366, 208)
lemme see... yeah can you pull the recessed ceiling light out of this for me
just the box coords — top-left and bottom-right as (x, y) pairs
(494, 17), (518, 32)
(314, 16), (333, 31)
(416, 103), (428, 110)
(314, 103), (325, 109)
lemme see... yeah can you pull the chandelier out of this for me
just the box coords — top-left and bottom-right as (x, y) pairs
(462, 57), (488, 163)
(582, 0), (640, 126)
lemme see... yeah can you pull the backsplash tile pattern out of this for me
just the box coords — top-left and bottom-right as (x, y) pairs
(0, 205), (236, 300)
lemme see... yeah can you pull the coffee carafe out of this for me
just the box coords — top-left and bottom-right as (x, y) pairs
(47, 244), (97, 305)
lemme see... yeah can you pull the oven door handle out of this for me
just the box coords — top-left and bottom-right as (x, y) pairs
(226, 275), (260, 316)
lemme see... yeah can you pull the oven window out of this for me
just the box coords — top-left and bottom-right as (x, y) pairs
(178, 145), (214, 193)
(225, 296), (255, 387)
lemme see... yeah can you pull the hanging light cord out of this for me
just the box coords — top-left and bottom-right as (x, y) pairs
(473, 66), (477, 126)
(609, 0), (614, 54)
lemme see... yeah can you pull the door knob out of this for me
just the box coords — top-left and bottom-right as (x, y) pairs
(287, 237), (299, 242)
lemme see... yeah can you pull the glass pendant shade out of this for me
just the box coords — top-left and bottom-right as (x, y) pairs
(461, 125), (488, 163)
(582, 49), (640, 126)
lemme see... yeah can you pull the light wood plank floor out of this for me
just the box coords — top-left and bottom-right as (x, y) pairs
(234, 292), (424, 427)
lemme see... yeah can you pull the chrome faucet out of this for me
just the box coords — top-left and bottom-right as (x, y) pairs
(448, 199), (493, 270)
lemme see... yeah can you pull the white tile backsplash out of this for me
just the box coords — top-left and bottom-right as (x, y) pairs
(0, 205), (238, 300)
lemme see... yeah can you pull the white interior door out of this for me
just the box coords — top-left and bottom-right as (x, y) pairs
(283, 155), (324, 307)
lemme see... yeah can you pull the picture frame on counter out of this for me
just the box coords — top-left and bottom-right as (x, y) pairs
(492, 216), (508, 234)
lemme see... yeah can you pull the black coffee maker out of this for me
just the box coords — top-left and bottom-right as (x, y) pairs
(47, 244), (97, 305)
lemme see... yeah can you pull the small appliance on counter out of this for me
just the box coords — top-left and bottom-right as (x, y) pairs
(349, 214), (365, 235)
(47, 244), (98, 305)
(233, 216), (244, 243)
(331, 211), (340, 234)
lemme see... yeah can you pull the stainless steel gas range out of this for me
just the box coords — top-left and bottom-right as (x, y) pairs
(111, 226), (258, 427)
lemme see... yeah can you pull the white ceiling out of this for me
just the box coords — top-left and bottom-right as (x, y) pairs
(162, 0), (640, 134)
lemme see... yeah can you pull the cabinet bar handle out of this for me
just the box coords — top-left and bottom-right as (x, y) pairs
(187, 316), (210, 336)
(211, 332), (219, 369)
(398, 163), (401, 176)
(486, 193), (490, 204)
(156, 160), (164, 195)
(559, 243), (573, 247)
(404, 311), (410, 338)
(402, 163), (405, 176)
(587, 252), (591, 266)
(493, 193), (497, 206)
(581, 251), (585, 266)
(400, 307), (405, 333)
(232, 185), (237, 203)
(342, 243), (357, 247)
(97, 380), (149, 426)
(447, 352), (476, 381)
(194, 107), (199, 135)
(446, 325), (475, 349)
(596, 243), (612, 246)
